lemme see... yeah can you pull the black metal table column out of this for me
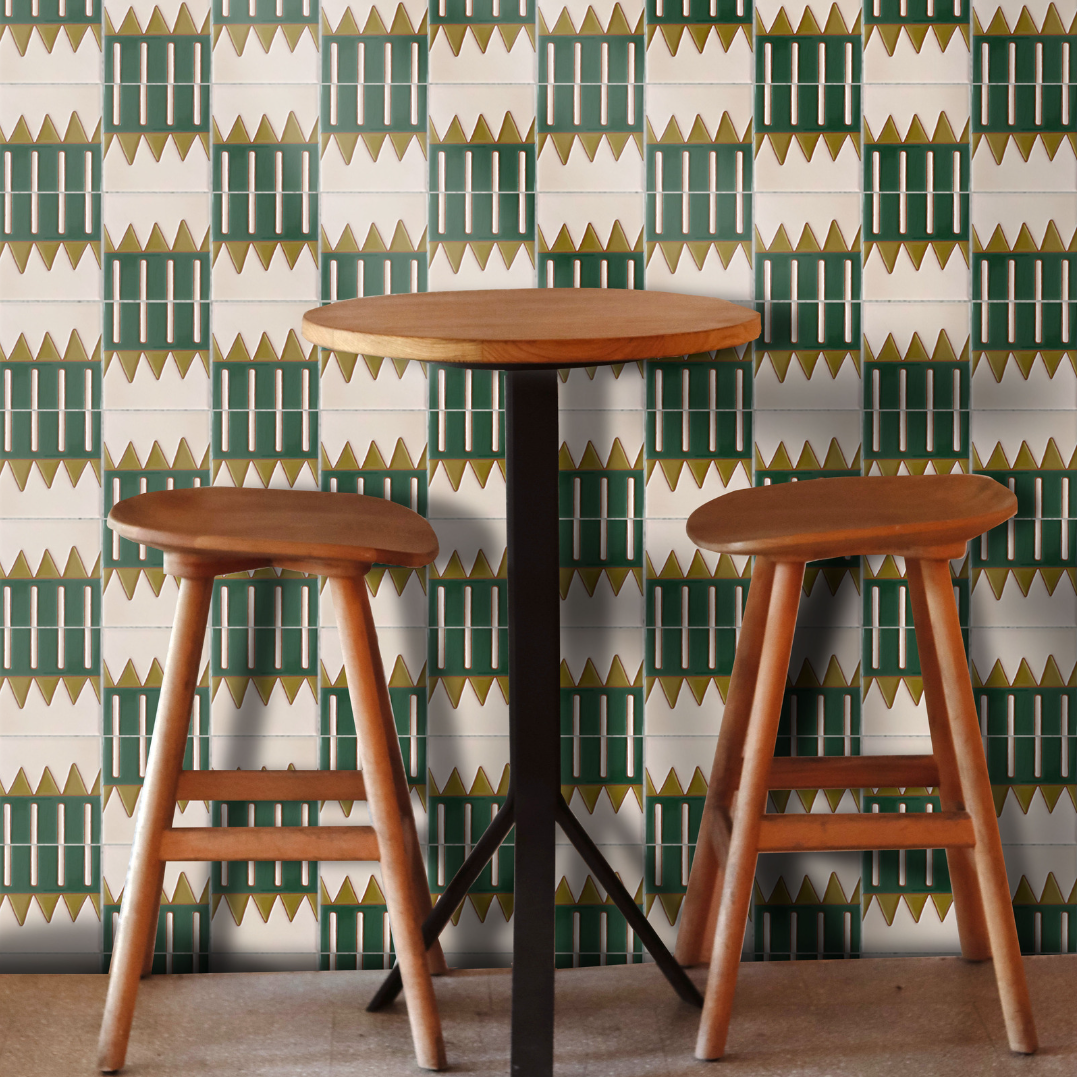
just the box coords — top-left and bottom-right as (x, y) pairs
(504, 368), (561, 1076)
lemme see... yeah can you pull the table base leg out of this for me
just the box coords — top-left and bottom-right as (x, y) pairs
(366, 790), (702, 1011)
(366, 789), (517, 1013)
(554, 796), (703, 1009)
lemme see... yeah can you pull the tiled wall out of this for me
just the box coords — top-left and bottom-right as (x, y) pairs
(1, 0), (1075, 974)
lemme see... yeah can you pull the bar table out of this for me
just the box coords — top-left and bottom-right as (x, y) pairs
(302, 289), (760, 1076)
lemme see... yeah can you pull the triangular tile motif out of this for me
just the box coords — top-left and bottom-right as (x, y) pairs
(2, 0), (1074, 982)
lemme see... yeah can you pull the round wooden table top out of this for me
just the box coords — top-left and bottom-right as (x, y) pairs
(301, 288), (760, 367)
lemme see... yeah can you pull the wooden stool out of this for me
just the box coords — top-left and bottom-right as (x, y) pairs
(97, 487), (448, 1072)
(676, 474), (1037, 1060)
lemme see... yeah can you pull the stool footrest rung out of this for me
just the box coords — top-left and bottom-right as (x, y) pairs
(175, 770), (366, 803)
(756, 811), (974, 853)
(159, 826), (379, 862)
(768, 754), (940, 790)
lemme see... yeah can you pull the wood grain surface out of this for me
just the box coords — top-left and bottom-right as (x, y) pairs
(686, 474), (1017, 561)
(301, 288), (760, 366)
(107, 487), (438, 569)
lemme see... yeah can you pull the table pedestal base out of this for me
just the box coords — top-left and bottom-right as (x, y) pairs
(366, 788), (704, 1016)
(368, 370), (701, 1065)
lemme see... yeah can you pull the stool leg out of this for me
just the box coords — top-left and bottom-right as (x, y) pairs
(379, 677), (449, 979)
(98, 575), (213, 1073)
(696, 559), (804, 1061)
(905, 558), (991, 962)
(677, 558), (777, 967)
(333, 575), (446, 1071)
(907, 558), (1036, 1055)
(139, 862), (166, 977)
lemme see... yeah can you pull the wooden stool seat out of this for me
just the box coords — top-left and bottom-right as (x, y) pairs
(97, 489), (447, 1073)
(108, 487), (438, 573)
(677, 475), (1037, 1062)
(686, 474), (1017, 561)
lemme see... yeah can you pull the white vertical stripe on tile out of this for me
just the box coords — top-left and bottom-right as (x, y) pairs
(925, 150), (933, 234)
(681, 151), (689, 234)
(897, 583), (906, 669)
(247, 151), (256, 234)
(384, 43), (392, 127)
(599, 476), (608, 561)
(571, 694), (580, 777)
(1007, 693), (1015, 777)
(1063, 44), (1071, 126)
(113, 43), (121, 125)
(789, 259), (798, 343)
(1034, 693), (1042, 778)
(166, 42), (175, 127)
(1007, 258), (1016, 343)
(734, 150), (743, 234)
(140, 42), (148, 126)
(600, 43), (609, 127)
(274, 585), (283, 670)
(2, 804), (9, 888)
(707, 585), (716, 669)
(247, 368), (256, 452)
(247, 585), (256, 669)
(898, 367), (907, 452)
(166, 259), (174, 344)
(302, 151), (311, 234)
(1007, 478), (1016, 559)
(1062, 696), (1070, 778)
(654, 151), (663, 234)
(870, 585), (879, 668)
(220, 152), (229, 234)
(844, 42), (853, 124)
(29, 150), (38, 235)
(29, 802), (39, 887)
(1034, 477), (1043, 561)
(653, 587), (662, 668)
(57, 368), (66, 452)
(926, 368), (934, 452)
(410, 42), (419, 125)
(330, 44), (338, 125)
(357, 43), (365, 124)
(193, 43), (202, 125)
(56, 585), (65, 668)
(573, 43), (582, 126)
(763, 43), (772, 125)
(3, 152), (11, 235)
(29, 584), (37, 669)
(816, 259), (825, 344)
(1062, 260), (1070, 343)
(57, 150), (66, 234)
(546, 43), (555, 125)
(56, 803), (65, 888)
(898, 151), (906, 235)
(1008, 42), (1016, 126)
(790, 43), (799, 127)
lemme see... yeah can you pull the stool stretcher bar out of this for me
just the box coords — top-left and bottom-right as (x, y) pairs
(767, 754), (940, 790)
(756, 811), (975, 853)
(175, 769), (367, 802)
(159, 825), (380, 863)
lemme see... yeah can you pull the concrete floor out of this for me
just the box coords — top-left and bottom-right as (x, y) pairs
(0, 956), (1074, 1076)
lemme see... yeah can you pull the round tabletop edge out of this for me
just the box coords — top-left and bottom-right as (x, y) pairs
(301, 304), (761, 367)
